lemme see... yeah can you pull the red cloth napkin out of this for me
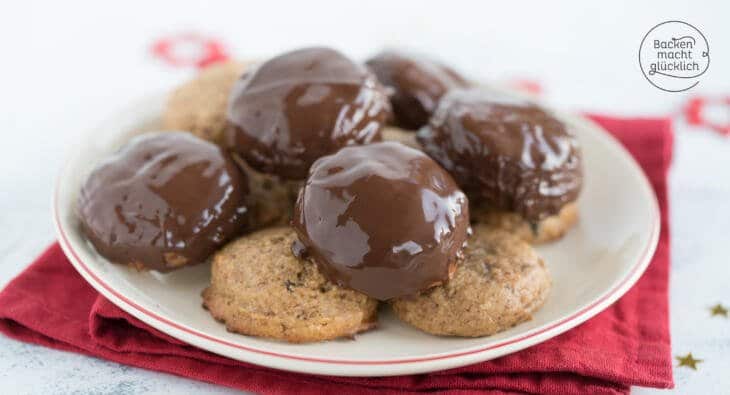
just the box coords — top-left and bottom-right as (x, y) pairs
(0, 116), (673, 395)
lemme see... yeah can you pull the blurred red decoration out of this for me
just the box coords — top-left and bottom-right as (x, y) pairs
(684, 96), (730, 136)
(152, 32), (230, 68)
(508, 79), (543, 96)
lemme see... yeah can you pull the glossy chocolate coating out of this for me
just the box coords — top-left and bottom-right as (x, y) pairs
(77, 132), (250, 272)
(226, 47), (391, 180)
(417, 88), (582, 221)
(366, 51), (470, 130)
(292, 141), (470, 301)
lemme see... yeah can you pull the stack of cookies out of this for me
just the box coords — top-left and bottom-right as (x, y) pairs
(77, 47), (582, 343)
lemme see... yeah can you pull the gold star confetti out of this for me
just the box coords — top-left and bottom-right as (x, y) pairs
(676, 353), (703, 370)
(710, 303), (728, 317)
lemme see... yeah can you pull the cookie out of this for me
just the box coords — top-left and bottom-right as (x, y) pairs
(382, 126), (421, 150)
(366, 50), (470, 129)
(202, 227), (378, 343)
(390, 226), (551, 337)
(231, 154), (301, 228)
(292, 142), (470, 301)
(471, 201), (578, 244)
(163, 61), (248, 144)
(77, 132), (251, 272)
(417, 88), (582, 222)
(226, 47), (390, 180)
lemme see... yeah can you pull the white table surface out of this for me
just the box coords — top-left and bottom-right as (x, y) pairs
(1, 1), (729, 393)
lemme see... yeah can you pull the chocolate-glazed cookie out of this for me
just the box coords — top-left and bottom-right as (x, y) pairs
(77, 132), (250, 272)
(417, 88), (582, 222)
(366, 51), (470, 130)
(226, 47), (391, 180)
(292, 141), (470, 301)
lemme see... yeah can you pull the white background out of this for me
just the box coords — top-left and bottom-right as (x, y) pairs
(1, 1), (729, 394)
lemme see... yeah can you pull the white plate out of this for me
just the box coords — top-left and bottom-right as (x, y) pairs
(53, 93), (660, 377)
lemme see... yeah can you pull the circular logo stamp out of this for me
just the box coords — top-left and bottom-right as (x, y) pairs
(639, 21), (710, 92)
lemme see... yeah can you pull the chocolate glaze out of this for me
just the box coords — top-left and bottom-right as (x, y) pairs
(292, 141), (470, 301)
(366, 51), (470, 130)
(77, 132), (250, 272)
(417, 88), (582, 221)
(226, 47), (391, 180)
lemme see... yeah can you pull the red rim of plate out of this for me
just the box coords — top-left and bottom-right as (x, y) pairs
(54, 126), (661, 366)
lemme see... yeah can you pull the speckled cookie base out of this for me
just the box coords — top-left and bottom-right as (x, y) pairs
(471, 202), (578, 244)
(231, 154), (300, 229)
(390, 226), (551, 337)
(202, 227), (378, 343)
(163, 61), (248, 144)
(382, 126), (421, 150)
